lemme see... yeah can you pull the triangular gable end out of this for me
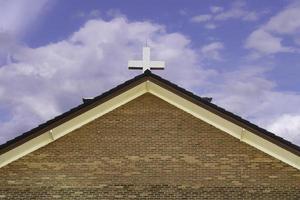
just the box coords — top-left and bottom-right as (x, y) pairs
(0, 70), (299, 170)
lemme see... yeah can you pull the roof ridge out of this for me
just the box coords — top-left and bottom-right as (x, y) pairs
(1, 71), (299, 157)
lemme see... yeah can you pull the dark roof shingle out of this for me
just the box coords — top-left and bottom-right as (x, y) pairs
(1, 70), (299, 156)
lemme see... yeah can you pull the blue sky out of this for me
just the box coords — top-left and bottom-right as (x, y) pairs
(0, 0), (300, 146)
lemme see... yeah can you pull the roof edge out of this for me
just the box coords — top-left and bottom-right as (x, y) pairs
(0, 72), (150, 153)
(1, 70), (299, 158)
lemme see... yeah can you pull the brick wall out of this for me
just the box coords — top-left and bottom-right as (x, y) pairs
(0, 93), (299, 199)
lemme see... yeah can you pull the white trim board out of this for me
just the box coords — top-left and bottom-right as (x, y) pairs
(0, 83), (147, 168)
(0, 80), (299, 170)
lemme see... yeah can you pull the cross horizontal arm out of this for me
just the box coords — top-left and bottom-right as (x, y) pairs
(128, 60), (143, 70)
(149, 61), (165, 68)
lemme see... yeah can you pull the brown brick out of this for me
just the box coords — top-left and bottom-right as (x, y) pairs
(0, 94), (299, 199)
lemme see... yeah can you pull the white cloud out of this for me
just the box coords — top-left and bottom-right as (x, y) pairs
(262, 3), (300, 48)
(205, 67), (300, 145)
(0, 0), (51, 65)
(267, 115), (300, 145)
(191, 2), (259, 28)
(0, 0), (50, 37)
(75, 9), (101, 19)
(179, 9), (188, 16)
(265, 4), (300, 35)
(204, 23), (217, 30)
(245, 3), (300, 56)
(0, 16), (299, 148)
(191, 14), (212, 23)
(215, 10), (258, 21)
(214, 1), (258, 21)
(0, 17), (217, 144)
(210, 6), (223, 14)
(0, 32), (18, 65)
(245, 29), (294, 54)
(200, 42), (224, 60)
(106, 9), (126, 18)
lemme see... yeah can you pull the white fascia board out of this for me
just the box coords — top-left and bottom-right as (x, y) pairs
(147, 81), (300, 170)
(0, 133), (54, 168)
(1, 80), (299, 170)
(0, 82), (148, 168)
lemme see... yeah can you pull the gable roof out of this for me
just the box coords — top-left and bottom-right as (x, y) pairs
(0, 70), (299, 169)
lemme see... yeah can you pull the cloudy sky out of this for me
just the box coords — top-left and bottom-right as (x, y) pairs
(0, 0), (300, 146)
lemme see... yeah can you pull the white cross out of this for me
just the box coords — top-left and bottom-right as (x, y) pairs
(128, 47), (165, 72)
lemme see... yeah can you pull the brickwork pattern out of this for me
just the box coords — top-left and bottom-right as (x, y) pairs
(0, 94), (299, 199)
